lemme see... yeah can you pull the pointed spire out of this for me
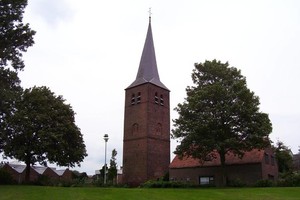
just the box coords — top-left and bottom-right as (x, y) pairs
(127, 16), (169, 90)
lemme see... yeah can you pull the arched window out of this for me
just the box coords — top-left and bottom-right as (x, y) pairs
(155, 123), (162, 135)
(132, 123), (139, 135)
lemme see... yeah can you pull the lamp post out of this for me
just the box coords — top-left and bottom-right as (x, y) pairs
(103, 134), (109, 184)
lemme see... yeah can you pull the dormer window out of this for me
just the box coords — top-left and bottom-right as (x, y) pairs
(131, 94), (135, 105)
(155, 92), (159, 104)
(137, 92), (141, 104)
(160, 94), (164, 106)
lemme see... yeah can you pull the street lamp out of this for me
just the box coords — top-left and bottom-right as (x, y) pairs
(103, 134), (109, 184)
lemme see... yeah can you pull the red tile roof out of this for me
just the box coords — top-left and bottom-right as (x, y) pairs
(169, 149), (265, 169)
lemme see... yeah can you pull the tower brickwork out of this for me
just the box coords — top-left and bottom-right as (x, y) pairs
(123, 18), (170, 186)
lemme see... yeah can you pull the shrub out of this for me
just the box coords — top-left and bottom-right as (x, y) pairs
(228, 178), (246, 187)
(162, 172), (169, 181)
(277, 172), (300, 187)
(0, 169), (14, 184)
(141, 180), (197, 188)
(254, 179), (274, 187)
(35, 175), (53, 186)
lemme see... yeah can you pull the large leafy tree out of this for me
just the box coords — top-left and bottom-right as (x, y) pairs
(0, 67), (22, 152)
(172, 60), (272, 186)
(0, 0), (35, 71)
(3, 86), (87, 182)
(0, 0), (35, 151)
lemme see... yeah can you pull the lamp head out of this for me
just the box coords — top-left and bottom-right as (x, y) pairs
(103, 134), (109, 142)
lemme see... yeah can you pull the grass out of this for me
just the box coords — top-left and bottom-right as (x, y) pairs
(0, 186), (300, 200)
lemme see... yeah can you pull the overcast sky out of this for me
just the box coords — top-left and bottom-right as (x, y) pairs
(7, 0), (300, 175)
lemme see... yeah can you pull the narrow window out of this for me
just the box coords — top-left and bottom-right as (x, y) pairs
(155, 123), (162, 135)
(160, 94), (164, 106)
(155, 92), (159, 104)
(271, 155), (275, 166)
(137, 92), (141, 104)
(131, 94), (135, 105)
(132, 123), (139, 135)
(264, 153), (270, 164)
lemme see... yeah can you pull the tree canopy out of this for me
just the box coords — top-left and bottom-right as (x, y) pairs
(0, 0), (35, 71)
(172, 60), (272, 186)
(2, 86), (87, 181)
(274, 140), (293, 173)
(0, 0), (35, 152)
(0, 67), (22, 152)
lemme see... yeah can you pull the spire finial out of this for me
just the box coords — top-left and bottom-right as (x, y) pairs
(148, 7), (152, 23)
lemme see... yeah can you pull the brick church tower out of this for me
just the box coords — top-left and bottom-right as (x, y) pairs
(123, 17), (170, 186)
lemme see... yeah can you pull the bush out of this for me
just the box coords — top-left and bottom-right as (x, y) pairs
(228, 178), (246, 187)
(277, 172), (300, 187)
(141, 180), (197, 188)
(254, 179), (274, 187)
(35, 175), (54, 186)
(0, 169), (14, 184)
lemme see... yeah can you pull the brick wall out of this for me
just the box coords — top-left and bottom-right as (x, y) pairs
(169, 164), (263, 186)
(123, 83), (170, 186)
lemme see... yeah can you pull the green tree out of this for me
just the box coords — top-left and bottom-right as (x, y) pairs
(0, 0), (36, 71)
(0, 0), (35, 151)
(172, 60), (272, 186)
(274, 140), (293, 173)
(108, 149), (118, 184)
(0, 68), (22, 152)
(2, 86), (87, 182)
(99, 164), (107, 183)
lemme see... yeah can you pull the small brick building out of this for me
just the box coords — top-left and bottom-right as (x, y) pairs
(169, 148), (278, 186)
(122, 16), (170, 186)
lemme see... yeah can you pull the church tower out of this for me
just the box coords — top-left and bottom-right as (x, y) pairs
(123, 16), (170, 186)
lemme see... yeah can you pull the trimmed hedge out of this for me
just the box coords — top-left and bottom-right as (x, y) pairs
(141, 180), (199, 188)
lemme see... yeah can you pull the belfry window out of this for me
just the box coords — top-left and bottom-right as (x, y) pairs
(137, 92), (141, 104)
(131, 94), (135, 105)
(155, 92), (159, 104)
(160, 94), (164, 106)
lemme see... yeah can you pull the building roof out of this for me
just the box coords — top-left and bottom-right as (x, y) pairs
(8, 163), (26, 173)
(126, 17), (169, 91)
(169, 149), (266, 169)
(54, 169), (67, 176)
(31, 166), (48, 174)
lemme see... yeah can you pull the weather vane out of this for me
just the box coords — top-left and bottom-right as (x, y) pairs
(148, 7), (152, 17)
(149, 7), (152, 22)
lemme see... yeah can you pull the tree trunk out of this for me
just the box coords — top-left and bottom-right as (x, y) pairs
(219, 151), (227, 187)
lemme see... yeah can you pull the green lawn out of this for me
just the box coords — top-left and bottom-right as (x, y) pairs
(0, 186), (300, 200)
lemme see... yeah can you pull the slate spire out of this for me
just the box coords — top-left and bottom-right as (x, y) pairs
(127, 17), (169, 90)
